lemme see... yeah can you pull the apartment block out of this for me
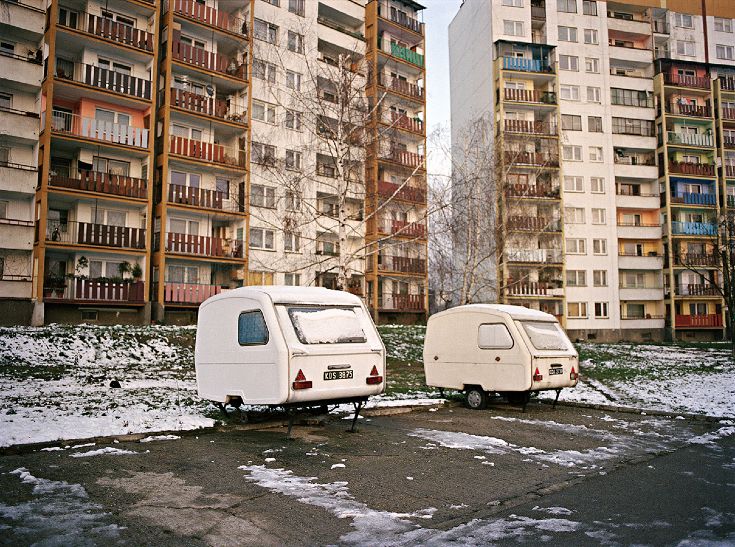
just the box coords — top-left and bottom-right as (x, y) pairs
(450, 0), (735, 341)
(0, 0), (45, 325)
(16, 0), (426, 325)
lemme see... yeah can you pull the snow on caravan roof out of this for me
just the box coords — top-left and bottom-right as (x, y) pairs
(200, 286), (363, 308)
(434, 304), (556, 322)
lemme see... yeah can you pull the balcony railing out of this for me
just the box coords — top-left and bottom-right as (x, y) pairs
(172, 0), (248, 36)
(377, 180), (425, 203)
(653, 20), (669, 33)
(505, 248), (562, 263)
(721, 108), (735, 121)
(49, 170), (147, 199)
(673, 284), (720, 296)
(378, 73), (424, 100)
(502, 57), (552, 73)
(666, 103), (711, 117)
(663, 73), (710, 90)
(45, 279), (144, 303)
(48, 110), (149, 148)
(507, 216), (561, 232)
(164, 232), (244, 258)
(723, 136), (735, 149)
(59, 11), (154, 52)
(506, 281), (562, 297)
(668, 162), (715, 177)
(506, 183), (560, 199)
(54, 61), (152, 100)
(504, 119), (557, 136)
(46, 221), (146, 249)
(378, 40), (424, 68)
(164, 282), (222, 304)
(387, 111), (424, 134)
(670, 221), (717, 236)
(170, 88), (247, 123)
(674, 253), (718, 266)
(614, 154), (656, 166)
(380, 293), (425, 311)
(721, 77), (735, 92)
(378, 256), (426, 274)
(169, 135), (246, 168)
(670, 192), (716, 206)
(675, 314), (722, 327)
(504, 151), (559, 167)
(168, 183), (242, 212)
(382, 219), (426, 238)
(667, 132), (714, 148)
(503, 88), (556, 104)
(726, 165), (735, 178)
(172, 40), (247, 79)
(380, 149), (425, 169)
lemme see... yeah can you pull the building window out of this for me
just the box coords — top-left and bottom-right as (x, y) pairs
(502, 0), (523, 6)
(557, 0), (577, 13)
(583, 29), (598, 44)
(582, 0), (597, 15)
(285, 189), (301, 210)
(253, 59), (277, 83)
(249, 227), (275, 250)
(676, 40), (696, 57)
(285, 149), (302, 170)
(248, 271), (275, 285)
(559, 55), (579, 71)
(587, 86), (601, 103)
(591, 208), (606, 224)
(590, 177), (604, 193)
(674, 13), (693, 28)
(588, 116), (603, 133)
(594, 302), (609, 318)
(286, 70), (302, 91)
(288, 0), (305, 16)
(262, 0), (279, 6)
(612, 117), (654, 136)
(251, 142), (276, 165)
(716, 45), (734, 61)
(562, 114), (582, 131)
(252, 100), (276, 124)
(287, 31), (304, 53)
(592, 238), (607, 255)
(565, 207), (585, 223)
(585, 57), (599, 73)
(558, 26), (578, 42)
(503, 20), (524, 36)
(610, 88), (653, 108)
(593, 270), (608, 287)
(563, 145), (583, 161)
(250, 184), (276, 208)
(285, 110), (302, 130)
(566, 238), (586, 254)
(284, 273), (301, 286)
(568, 302), (588, 318)
(564, 176), (584, 192)
(589, 147), (603, 162)
(715, 18), (733, 33)
(566, 270), (587, 286)
(284, 231), (301, 252)
(560, 85), (580, 101)
(254, 19), (278, 44)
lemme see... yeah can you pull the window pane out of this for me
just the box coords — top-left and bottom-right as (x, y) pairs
(238, 311), (269, 345)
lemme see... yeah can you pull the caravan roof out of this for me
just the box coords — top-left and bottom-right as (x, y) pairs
(432, 304), (556, 322)
(200, 286), (363, 309)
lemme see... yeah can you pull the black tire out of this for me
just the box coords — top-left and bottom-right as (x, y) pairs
(466, 387), (488, 410)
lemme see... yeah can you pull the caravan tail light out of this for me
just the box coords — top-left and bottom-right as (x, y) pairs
(366, 365), (383, 385)
(292, 369), (312, 390)
(570, 367), (579, 381)
(532, 367), (543, 382)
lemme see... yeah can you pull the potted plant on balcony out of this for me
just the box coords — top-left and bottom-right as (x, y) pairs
(44, 275), (67, 299)
(131, 263), (143, 282)
(117, 261), (132, 282)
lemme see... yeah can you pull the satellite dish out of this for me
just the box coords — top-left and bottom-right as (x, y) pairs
(206, 85), (214, 97)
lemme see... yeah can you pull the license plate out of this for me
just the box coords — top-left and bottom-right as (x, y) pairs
(549, 368), (563, 376)
(324, 370), (354, 381)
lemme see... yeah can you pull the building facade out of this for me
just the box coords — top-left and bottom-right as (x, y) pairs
(12, 0), (426, 326)
(450, 0), (735, 341)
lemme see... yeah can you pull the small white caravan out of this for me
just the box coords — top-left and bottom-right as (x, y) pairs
(195, 286), (385, 412)
(423, 304), (579, 409)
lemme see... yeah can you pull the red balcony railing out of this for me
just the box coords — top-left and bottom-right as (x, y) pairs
(378, 74), (424, 100)
(385, 219), (426, 238)
(724, 136), (735, 149)
(726, 165), (735, 178)
(54, 61), (152, 100)
(170, 88), (237, 121)
(172, 39), (247, 79)
(165, 232), (244, 258)
(674, 253), (718, 266)
(46, 221), (146, 249)
(504, 119), (557, 135)
(674, 284), (720, 296)
(663, 73), (710, 90)
(58, 11), (154, 51)
(164, 282), (222, 304)
(381, 149), (425, 169)
(169, 135), (246, 168)
(666, 103), (711, 117)
(668, 162), (715, 177)
(168, 183), (241, 211)
(382, 293), (425, 311)
(675, 314), (722, 327)
(721, 77), (735, 91)
(379, 256), (426, 274)
(504, 151), (559, 167)
(49, 171), (147, 199)
(173, 0), (248, 36)
(388, 111), (424, 134)
(722, 108), (735, 121)
(45, 279), (144, 303)
(377, 180), (425, 203)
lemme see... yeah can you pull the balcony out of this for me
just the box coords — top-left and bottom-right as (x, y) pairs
(164, 232), (244, 259)
(617, 253), (663, 269)
(666, 132), (714, 148)
(172, 40), (247, 80)
(1, 0), (44, 35)
(615, 191), (659, 209)
(386, 111), (424, 134)
(380, 293), (425, 312)
(167, 183), (243, 212)
(506, 183), (560, 199)
(58, 11), (154, 52)
(672, 284), (720, 297)
(169, 136), (246, 168)
(0, 106), (40, 143)
(504, 151), (559, 167)
(0, 50), (42, 89)
(378, 73), (424, 100)
(670, 221), (717, 236)
(616, 222), (661, 239)
(381, 219), (426, 238)
(618, 286), (663, 301)
(675, 314), (722, 328)
(507, 216), (560, 232)
(505, 248), (562, 264)
(0, 162), (36, 195)
(663, 73), (710, 90)
(172, 0), (249, 36)
(666, 103), (711, 118)
(721, 77), (735, 92)
(377, 180), (425, 203)
(726, 165), (735, 178)
(49, 171), (147, 200)
(164, 282), (223, 305)
(669, 192), (716, 206)
(503, 89), (556, 105)
(673, 253), (718, 267)
(668, 162), (715, 177)
(44, 279), (144, 304)
(46, 221), (146, 249)
(54, 62), (152, 101)
(721, 108), (735, 121)
(723, 136), (735, 150)
(379, 41), (424, 68)
(504, 119), (557, 136)
(506, 281), (563, 297)
(377, 2), (424, 35)
(501, 57), (552, 74)
(380, 149), (424, 169)
(378, 256), (426, 274)
(653, 20), (669, 34)
(48, 110), (149, 149)
(170, 88), (247, 123)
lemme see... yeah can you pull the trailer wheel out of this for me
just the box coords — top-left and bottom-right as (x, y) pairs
(466, 387), (488, 410)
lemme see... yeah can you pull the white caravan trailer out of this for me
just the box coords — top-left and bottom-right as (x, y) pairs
(423, 304), (579, 409)
(195, 286), (385, 426)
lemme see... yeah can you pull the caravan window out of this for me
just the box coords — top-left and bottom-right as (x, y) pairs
(287, 307), (366, 344)
(238, 311), (269, 346)
(521, 321), (570, 351)
(478, 324), (514, 349)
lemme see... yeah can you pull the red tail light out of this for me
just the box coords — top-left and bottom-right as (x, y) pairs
(570, 366), (579, 381)
(292, 369), (312, 390)
(366, 365), (383, 385)
(532, 367), (543, 382)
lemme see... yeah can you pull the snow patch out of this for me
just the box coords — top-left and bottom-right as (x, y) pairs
(139, 435), (181, 443)
(70, 447), (139, 458)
